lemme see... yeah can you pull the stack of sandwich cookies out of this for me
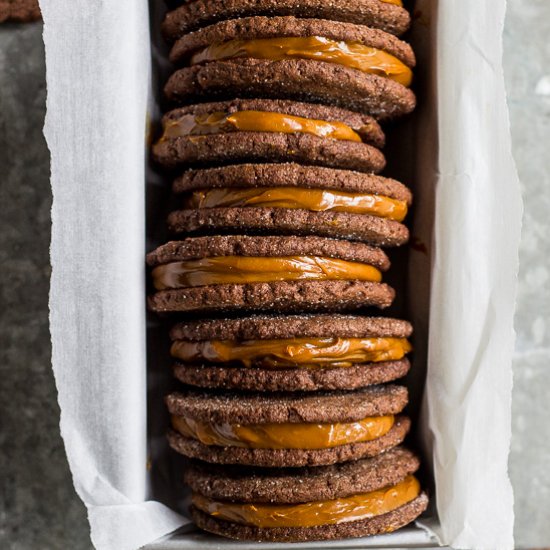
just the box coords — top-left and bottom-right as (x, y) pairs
(149, 0), (428, 542)
(165, 387), (429, 541)
(164, 16), (416, 118)
(170, 314), (413, 391)
(184, 448), (429, 542)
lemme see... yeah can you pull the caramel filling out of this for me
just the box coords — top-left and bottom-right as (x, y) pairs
(186, 187), (408, 221)
(171, 337), (412, 368)
(193, 475), (420, 528)
(380, 0), (403, 5)
(191, 36), (413, 87)
(172, 414), (394, 449)
(160, 110), (362, 143)
(152, 256), (382, 290)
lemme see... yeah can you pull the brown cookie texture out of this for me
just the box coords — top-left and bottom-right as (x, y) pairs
(170, 314), (413, 341)
(164, 59), (416, 120)
(190, 492), (429, 542)
(0, 0), (41, 22)
(162, 0), (411, 42)
(167, 415), (410, 467)
(147, 237), (394, 314)
(173, 164), (413, 204)
(153, 131), (386, 173)
(184, 446), (420, 503)
(169, 17), (416, 67)
(160, 99), (386, 147)
(148, 280), (395, 314)
(162, 0), (411, 41)
(146, 235), (390, 270)
(166, 384), (408, 424)
(167, 207), (409, 247)
(173, 358), (411, 392)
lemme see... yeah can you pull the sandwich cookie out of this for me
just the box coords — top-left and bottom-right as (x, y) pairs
(153, 99), (386, 173)
(170, 314), (413, 391)
(185, 447), (428, 542)
(165, 17), (416, 119)
(147, 235), (395, 313)
(162, 0), (411, 42)
(166, 384), (410, 467)
(168, 163), (412, 246)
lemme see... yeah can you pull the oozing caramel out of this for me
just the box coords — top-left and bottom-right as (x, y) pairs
(191, 36), (413, 87)
(186, 187), (408, 221)
(172, 414), (395, 449)
(171, 337), (412, 368)
(380, 0), (403, 5)
(160, 110), (363, 142)
(152, 256), (382, 290)
(192, 475), (420, 528)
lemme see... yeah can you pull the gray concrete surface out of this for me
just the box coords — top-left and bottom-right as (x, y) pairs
(0, 1), (549, 548)
(0, 22), (92, 550)
(505, 1), (550, 547)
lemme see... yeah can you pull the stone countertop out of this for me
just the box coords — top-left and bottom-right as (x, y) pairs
(0, 1), (549, 548)
(0, 22), (91, 550)
(505, 1), (550, 547)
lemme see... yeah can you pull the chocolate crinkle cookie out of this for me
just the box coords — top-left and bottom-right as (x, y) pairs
(0, 0), (41, 23)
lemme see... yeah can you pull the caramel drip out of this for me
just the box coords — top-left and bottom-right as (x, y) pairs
(172, 414), (395, 449)
(186, 187), (408, 221)
(191, 36), (413, 87)
(160, 110), (362, 143)
(192, 475), (420, 528)
(171, 337), (412, 368)
(152, 256), (382, 290)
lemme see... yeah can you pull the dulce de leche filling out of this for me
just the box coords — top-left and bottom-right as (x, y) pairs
(190, 36), (413, 87)
(172, 414), (394, 449)
(186, 187), (408, 221)
(381, 0), (404, 5)
(160, 110), (363, 143)
(152, 256), (382, 290)
(171, 337), (412, 368)
(192, 475), (420, 528)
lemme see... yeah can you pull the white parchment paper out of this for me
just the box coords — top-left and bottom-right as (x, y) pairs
(42, 2), (184, 549)
(414, 1), (521, 548)
(42, 0), (521, 549)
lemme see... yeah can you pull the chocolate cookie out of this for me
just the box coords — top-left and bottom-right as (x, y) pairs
(147, 236), (395, 313)
(166, 385), (409, 467)
(169, 416), (410, 467)
(184, 446), (420, 503)
(170, 314), (413, 391)
(168, 208), (408, 247)
(166, 59), (415, 120)
(153, 99), (386, 173)
(174, 359), (410, 392)
(168, 162), (411, 246)
(162, 0), (411, 41)
(184, 445), (427, 542)
(0, 0), (41, 22)
(167, 385), (408, 422)
(190, 492), (429, 542)
(169, 17), (415, 67)
(171, 313), (412, 340)
(164, 17), (416, 118)
(173, 163), (411, 200)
